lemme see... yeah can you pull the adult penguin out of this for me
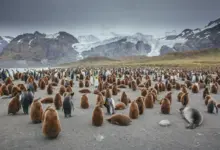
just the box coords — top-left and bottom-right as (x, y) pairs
(62, 92), (75, 117)
(20, 88), (34, 114)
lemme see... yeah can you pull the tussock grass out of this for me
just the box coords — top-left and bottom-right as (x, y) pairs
(58, 48), (220, 68)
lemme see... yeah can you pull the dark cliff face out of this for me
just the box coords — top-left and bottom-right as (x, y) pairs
(81, 38), (151, 59)
(1, 31), (79, 62)
(160, 45), (174, 55)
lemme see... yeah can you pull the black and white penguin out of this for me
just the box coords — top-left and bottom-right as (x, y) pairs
(62, 92), (74, 118)
(20, 89), (34, 114)
(179, 106), (203, 129)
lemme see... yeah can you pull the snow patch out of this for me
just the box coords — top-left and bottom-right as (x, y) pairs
(17, 39), (23, 44)
(147, 37), (187, 56)
(2, 36), (12, 43)
(45, 33), (60, 39)
(29, 39), (34, 45)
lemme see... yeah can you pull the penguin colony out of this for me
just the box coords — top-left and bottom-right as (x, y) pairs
(0, 67), (219, 141)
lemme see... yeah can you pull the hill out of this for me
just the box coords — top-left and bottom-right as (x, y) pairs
(59, 48), (220, 68)
(58, 56), (120, 67)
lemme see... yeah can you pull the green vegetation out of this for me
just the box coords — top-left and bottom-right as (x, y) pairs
(59, 48), (220, 68)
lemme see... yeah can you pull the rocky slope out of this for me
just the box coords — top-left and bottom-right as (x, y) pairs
(0, 36), (13, 54)
(0, 31), (79, 64)
(81, 37), (151, 59)
(159, 18), (220, 55)
(77, 35), (100, 43)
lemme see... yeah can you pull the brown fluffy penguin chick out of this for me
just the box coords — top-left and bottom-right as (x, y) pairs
(150, 92), (157, 103)
(92, 105), (104, 127)
(41, 97), (54, 104)
(117, 79), (121, 85)
(79, 88), (91, 94)
(138, 84), (145, 88)
(166, 83), (172, 91)
(144, 93), (154, 108)
(115, 102), (126, 110)
(129, 101), (139, 119)
(128, 81), (132, 88)
(112, 84), (118, 95)
(205, 95), (212, 106)
(135, 97), (145, 115)
(211, 84), (218, 94)
(154, 83), (159, 93)
(18, 83), (27, 92)
(105, 88), (112, 99)
(117, 84), (127, 88)
(47, 84), (53, 95)
(181, 86), (188, 93)
(33, 82), (38, 91)
(69, 80), (73, 87)
(1, 84), (9, 95)
(54, 93), (62, 110)
(52, 77), (59, 84)
(8, 93), (21, 115)
(120, 91), (128, 106)
(79, 80), (84, 88)
(160, 83), (166, 92)
(85, 80), (90, 88)
(107, 114), (132, 126)
(30, 99), (43, 123)
(43, 77), (49, 85)
(27, 76), (34, 83)
(136, 77), (141, 86)
(165, 92), (172, 104)
(160, 98), (171, 114)
(59, 86), (66, 96)
(141, 88), (148, 97)
(203, 87), (210, 99)
(66, 85), (72, 93)
(98, 82), (103, 92)
(192, 84), (199, 93)
(42, 107), (61, 139)
(176, 82), (181, 90)
(177, 91), (184, 102)
(96, 93), (105, 107)
(207, 99), (218, 114)
(7, 84), (13, 95)
(131, 80), (137, 91)
(40, 80), (46, 90)
(11, 86), (21, 97)
(80, 94), (89, 109)
(180, 92), (189, 107)
(60, 79), (64, 86)
(38, 79), (42, 87)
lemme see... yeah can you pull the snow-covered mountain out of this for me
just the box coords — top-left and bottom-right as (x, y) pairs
(72, 32), (186, 58)
(0, 31), (79, 64)
(0, 36), (14, 53)
(1, 17), (220, 65)
(159, 17), (220, 55)
(77, 35), (100, 43)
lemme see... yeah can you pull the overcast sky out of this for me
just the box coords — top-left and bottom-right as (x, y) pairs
(0, 0), (220, 37)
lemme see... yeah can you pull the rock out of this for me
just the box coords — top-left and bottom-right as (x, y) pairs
(160, 45), (174, 55)
(159, 119), (171, 127)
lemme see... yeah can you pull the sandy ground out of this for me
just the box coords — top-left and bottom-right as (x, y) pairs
(0, 77), (220, 150)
